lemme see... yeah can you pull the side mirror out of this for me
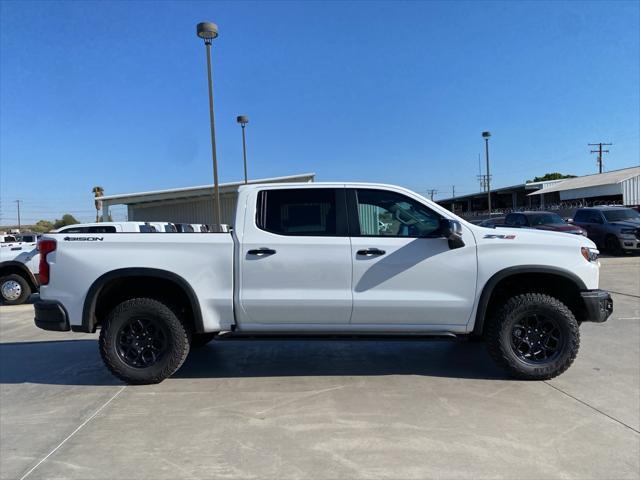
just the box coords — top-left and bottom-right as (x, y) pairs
(439, 219), (465, 249)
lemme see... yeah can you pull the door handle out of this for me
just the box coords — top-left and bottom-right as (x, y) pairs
(247, 248), (276, 256)
(357, 248), (386, 256)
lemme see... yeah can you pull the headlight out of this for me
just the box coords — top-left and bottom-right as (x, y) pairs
(581, 247), (599, 262)
(620, 228), (636, 235)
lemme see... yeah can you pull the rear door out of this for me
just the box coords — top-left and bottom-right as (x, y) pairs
(348, 188), (477, 326)
(238, 187), (353, 325)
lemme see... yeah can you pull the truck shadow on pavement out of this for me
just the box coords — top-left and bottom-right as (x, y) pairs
(0, 338), (509, 386)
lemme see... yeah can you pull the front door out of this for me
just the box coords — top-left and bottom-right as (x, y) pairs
(348, 188), (477, 326)
(238, 187), (353, 326)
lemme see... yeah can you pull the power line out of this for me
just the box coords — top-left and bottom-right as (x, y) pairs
(426, 189), (438, 201)
(588, 142), (612, 174)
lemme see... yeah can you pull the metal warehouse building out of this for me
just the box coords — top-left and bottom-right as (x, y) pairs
(438, 166), (640, 216)
(99, 173), (315, 225)
(527, 166), (640, 206)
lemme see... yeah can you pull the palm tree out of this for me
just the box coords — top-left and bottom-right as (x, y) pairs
(92, 186), (104, 222)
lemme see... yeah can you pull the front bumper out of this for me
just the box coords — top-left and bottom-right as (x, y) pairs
(34, 300), (70, 331)
(580, 290), (613, 323)
(619, 238), (640, 250)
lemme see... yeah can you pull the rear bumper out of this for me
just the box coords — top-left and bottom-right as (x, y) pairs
(34, 300), (70, 331)
(580, 290), (613, 323)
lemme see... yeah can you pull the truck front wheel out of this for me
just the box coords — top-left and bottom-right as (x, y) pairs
(99, 298), (191, 384)
(0, 274), (31, 305)
(485, 293), (580, 380)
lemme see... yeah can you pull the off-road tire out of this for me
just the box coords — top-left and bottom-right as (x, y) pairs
(191, 332), (218, 348)
(486, 293), (580, 380)
(99, 298), (191, 384)
(0, 274), (31, 305)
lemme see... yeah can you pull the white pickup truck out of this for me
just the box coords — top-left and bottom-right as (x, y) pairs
(34, 182), (613, 384)
(0, 241), (40, 305)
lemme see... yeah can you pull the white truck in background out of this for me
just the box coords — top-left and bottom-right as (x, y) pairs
(0, 221), (196, 305)
(0, 242), (40, 305)
(35, 182), (612, 384)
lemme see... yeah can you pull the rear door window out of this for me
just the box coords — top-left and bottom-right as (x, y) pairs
(257, 188), (346, 236)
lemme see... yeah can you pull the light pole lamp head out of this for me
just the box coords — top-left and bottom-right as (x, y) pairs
(237, 115), (249, 126)
(482, 131), (491, 138)
(197, 22), (219, 44)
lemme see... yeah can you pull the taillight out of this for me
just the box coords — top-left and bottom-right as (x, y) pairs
(38, 239), (56, 285)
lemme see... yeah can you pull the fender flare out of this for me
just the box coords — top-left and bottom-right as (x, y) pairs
(80, 267), (204, 334)
(472, 265), (588, 336)
(0, 261), (39, 290)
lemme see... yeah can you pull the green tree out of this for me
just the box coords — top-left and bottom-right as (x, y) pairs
(53, 214), (80, 229)
(32, 220), (55, 233)
(527, 172), (577, 183)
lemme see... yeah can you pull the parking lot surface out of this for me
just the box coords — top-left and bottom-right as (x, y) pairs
(1, 257), (639, 479)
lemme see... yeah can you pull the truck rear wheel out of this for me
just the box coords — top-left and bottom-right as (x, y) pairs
(485, 293), (580, 380)
(99, 298), (191, 384)
(0, 274), (31, 305)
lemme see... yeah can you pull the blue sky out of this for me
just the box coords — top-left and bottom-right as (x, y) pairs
(1, 0), (638, 224)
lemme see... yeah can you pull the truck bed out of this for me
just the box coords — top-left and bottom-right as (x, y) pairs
(40, 233), (235, 332)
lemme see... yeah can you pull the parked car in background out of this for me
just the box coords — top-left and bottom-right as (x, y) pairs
(572, 206), (640, 255)
(504, 212), (587, 236)
(55, 221), (171, 233)
(0, 234), (18, 244)
(15, 233), (40, 243)
(478, 216), (506, 227)
(0, 241), (40, 305)
(148, 222), (178, 233)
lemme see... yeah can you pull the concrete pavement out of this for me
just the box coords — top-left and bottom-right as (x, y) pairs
(1, 257), (638, 479)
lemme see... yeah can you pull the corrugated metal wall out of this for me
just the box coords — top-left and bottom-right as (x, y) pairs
(622, 175), (640, 205)
(129, 193), (238, 225)
(358, 204), (382, 235)
(558, 184), (622, 201)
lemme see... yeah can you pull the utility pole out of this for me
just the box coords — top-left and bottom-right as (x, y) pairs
(14, 200), (21, 230)
(482, 131), (492, 215)
(451, 185), (456, 212)
(426, 189), (438, 201)
(588, 143), (612, 174)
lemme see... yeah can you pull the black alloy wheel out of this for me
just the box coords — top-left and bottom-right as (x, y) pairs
(511, 313), (564, 364)
(116, 317), (169, 368)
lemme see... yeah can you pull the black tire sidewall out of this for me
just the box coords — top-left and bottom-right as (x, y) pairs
(99, 298), (190, 384)
(0, 274), (31, 305)
(500, 303), (575, 378)
(487, 294), (580, 380)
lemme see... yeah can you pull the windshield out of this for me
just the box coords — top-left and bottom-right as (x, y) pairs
(602, 209), (640, 222)
(529, 213), (566, 226)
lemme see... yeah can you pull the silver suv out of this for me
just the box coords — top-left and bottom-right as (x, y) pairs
(572, 206), (640, 255)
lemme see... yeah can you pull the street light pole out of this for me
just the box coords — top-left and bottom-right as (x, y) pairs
(237, 115), (249, 184)
(14, 200), (21, 230)
(482, 131), (492, 215)
(197, 22), (222, 230)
